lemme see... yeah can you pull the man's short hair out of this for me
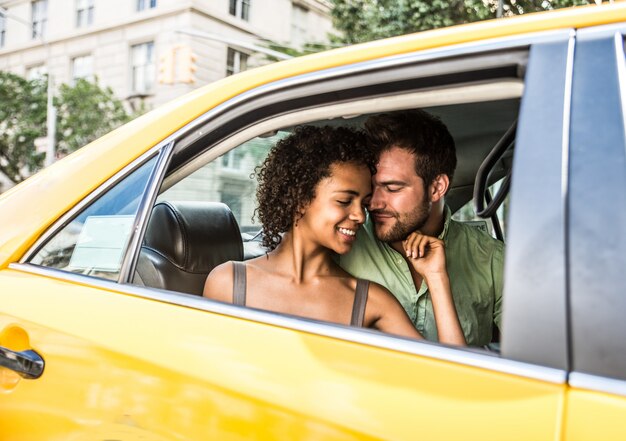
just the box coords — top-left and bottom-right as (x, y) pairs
(364, 109), (457, 189)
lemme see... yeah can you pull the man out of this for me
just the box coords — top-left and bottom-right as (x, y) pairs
(340, 110), (504, 347)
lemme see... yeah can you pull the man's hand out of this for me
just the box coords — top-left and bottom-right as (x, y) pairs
(403, 232), (466, 346)
(402, 232), (447, 279)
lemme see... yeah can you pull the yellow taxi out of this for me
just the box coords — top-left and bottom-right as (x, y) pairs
(1, 3), (626, 439)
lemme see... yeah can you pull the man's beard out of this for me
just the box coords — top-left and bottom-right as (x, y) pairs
(372, 198), (431, 243)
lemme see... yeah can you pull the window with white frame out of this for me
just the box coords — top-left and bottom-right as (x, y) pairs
(0, 14), (6, 48)
(226, 47), (248, 77)
(31, 0), (48, 39)
(229, 0), (250, 21)
(131, 42), (155, 93)
(136, 0), (157, 11)
(291, 4), (309, 49)
(72, 55), (94, 82)
(76, 0), (94, 27)
(27, 64), (48, 80)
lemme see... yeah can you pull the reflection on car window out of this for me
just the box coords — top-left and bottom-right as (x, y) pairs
(159, 131), (288, 234)
(30, 156), (157, 280)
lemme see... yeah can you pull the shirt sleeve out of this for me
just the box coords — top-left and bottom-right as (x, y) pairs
(492, 240), (505, 330)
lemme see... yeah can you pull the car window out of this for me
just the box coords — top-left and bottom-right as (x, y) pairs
(29, 156), (158, 281)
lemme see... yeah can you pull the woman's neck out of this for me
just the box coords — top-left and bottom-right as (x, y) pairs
(271, 230), (336, 284)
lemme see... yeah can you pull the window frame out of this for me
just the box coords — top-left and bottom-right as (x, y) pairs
(31, 0), (48, 39)
(229, 0), (250, 21)
(16, 29), (574, 386)
(226, 47), (248, 76)
(26, 64), (47, 80)
(136, 0), (157, 12)
(130, 41), (156, 94)
(0, 13), (6, 48)
(566, 25), (626, 385)
(76, 0), (94, 28)
(71, 53), (94, 82)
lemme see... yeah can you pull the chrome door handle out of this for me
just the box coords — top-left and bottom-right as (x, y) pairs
(0, 346), (44, 379)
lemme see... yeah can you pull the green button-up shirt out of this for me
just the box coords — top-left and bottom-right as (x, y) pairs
(339, 207), (504, 346)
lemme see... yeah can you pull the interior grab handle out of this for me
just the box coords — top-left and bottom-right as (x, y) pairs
(473, 120), (517, 218)
(0, 346), (45, 379)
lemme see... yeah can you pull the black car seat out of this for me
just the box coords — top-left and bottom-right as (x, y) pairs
(133, 201), (244, 295)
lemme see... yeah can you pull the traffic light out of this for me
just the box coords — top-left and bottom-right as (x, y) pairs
(177, 45), (198, 84)
(158, 47), (174, 85)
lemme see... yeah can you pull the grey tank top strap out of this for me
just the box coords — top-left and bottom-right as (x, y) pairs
(232, 261), (247, 306)
(351, 279), (369, 327)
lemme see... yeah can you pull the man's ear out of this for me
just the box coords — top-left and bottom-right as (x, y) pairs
(429, 174), (449, 202)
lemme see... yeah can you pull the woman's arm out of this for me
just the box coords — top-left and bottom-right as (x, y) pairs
(366, 283), (424, 340)
(403, 232), (466, 346)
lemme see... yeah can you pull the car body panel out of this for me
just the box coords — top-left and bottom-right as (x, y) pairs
(564, 388), (626, 441)
(0, 268), (565, 440)
(1, 3), (626, 268)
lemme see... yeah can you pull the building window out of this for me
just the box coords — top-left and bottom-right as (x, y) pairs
(220, 188), (243, 223)
(0, 14), (6, 48)
(31, 0), (48, 39)
(226, 48), (248, 76)
(136, 0), (157, 11)
(131, 42), (155, 93)
(291, 4), (308, 48)
(76, 0), (94, 27)
(72, 55), (94, 82)
(229, 0), (250, 21)
(27, 64), (48, 80)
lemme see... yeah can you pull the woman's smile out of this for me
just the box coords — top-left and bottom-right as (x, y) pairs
(337, 226), (358, 242)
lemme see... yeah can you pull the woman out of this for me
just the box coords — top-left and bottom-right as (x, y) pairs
(204, 125), (465, 345)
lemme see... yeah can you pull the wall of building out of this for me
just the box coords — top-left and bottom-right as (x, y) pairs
(0, 0), (333, 108)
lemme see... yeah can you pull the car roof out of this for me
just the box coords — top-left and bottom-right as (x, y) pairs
(1, 2), (625, 266)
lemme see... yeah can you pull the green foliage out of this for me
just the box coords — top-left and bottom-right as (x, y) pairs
(55, 78), (131, 155)
(0, 72), (47, 183)
(0, 72), (133, 184)
(263, 41), (337, 61)
(329, 0), (592, 44)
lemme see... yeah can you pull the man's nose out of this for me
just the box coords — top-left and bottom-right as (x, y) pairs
(368, 189), (384, 210)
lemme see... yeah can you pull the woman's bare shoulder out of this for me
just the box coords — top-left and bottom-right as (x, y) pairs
(364, 280), (399, 306)
(203, 261), (236, 302)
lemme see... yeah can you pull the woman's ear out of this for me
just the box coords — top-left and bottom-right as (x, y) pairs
(429, 174), (450, 202)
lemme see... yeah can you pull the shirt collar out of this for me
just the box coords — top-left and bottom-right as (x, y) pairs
(438, 205), (452, 241)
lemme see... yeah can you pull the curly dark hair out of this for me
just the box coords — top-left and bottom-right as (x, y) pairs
(364, 109), (457, 191)
(256, 125), (375, 251)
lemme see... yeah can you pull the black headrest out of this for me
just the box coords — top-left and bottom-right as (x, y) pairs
(144, 201), (243, 274)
